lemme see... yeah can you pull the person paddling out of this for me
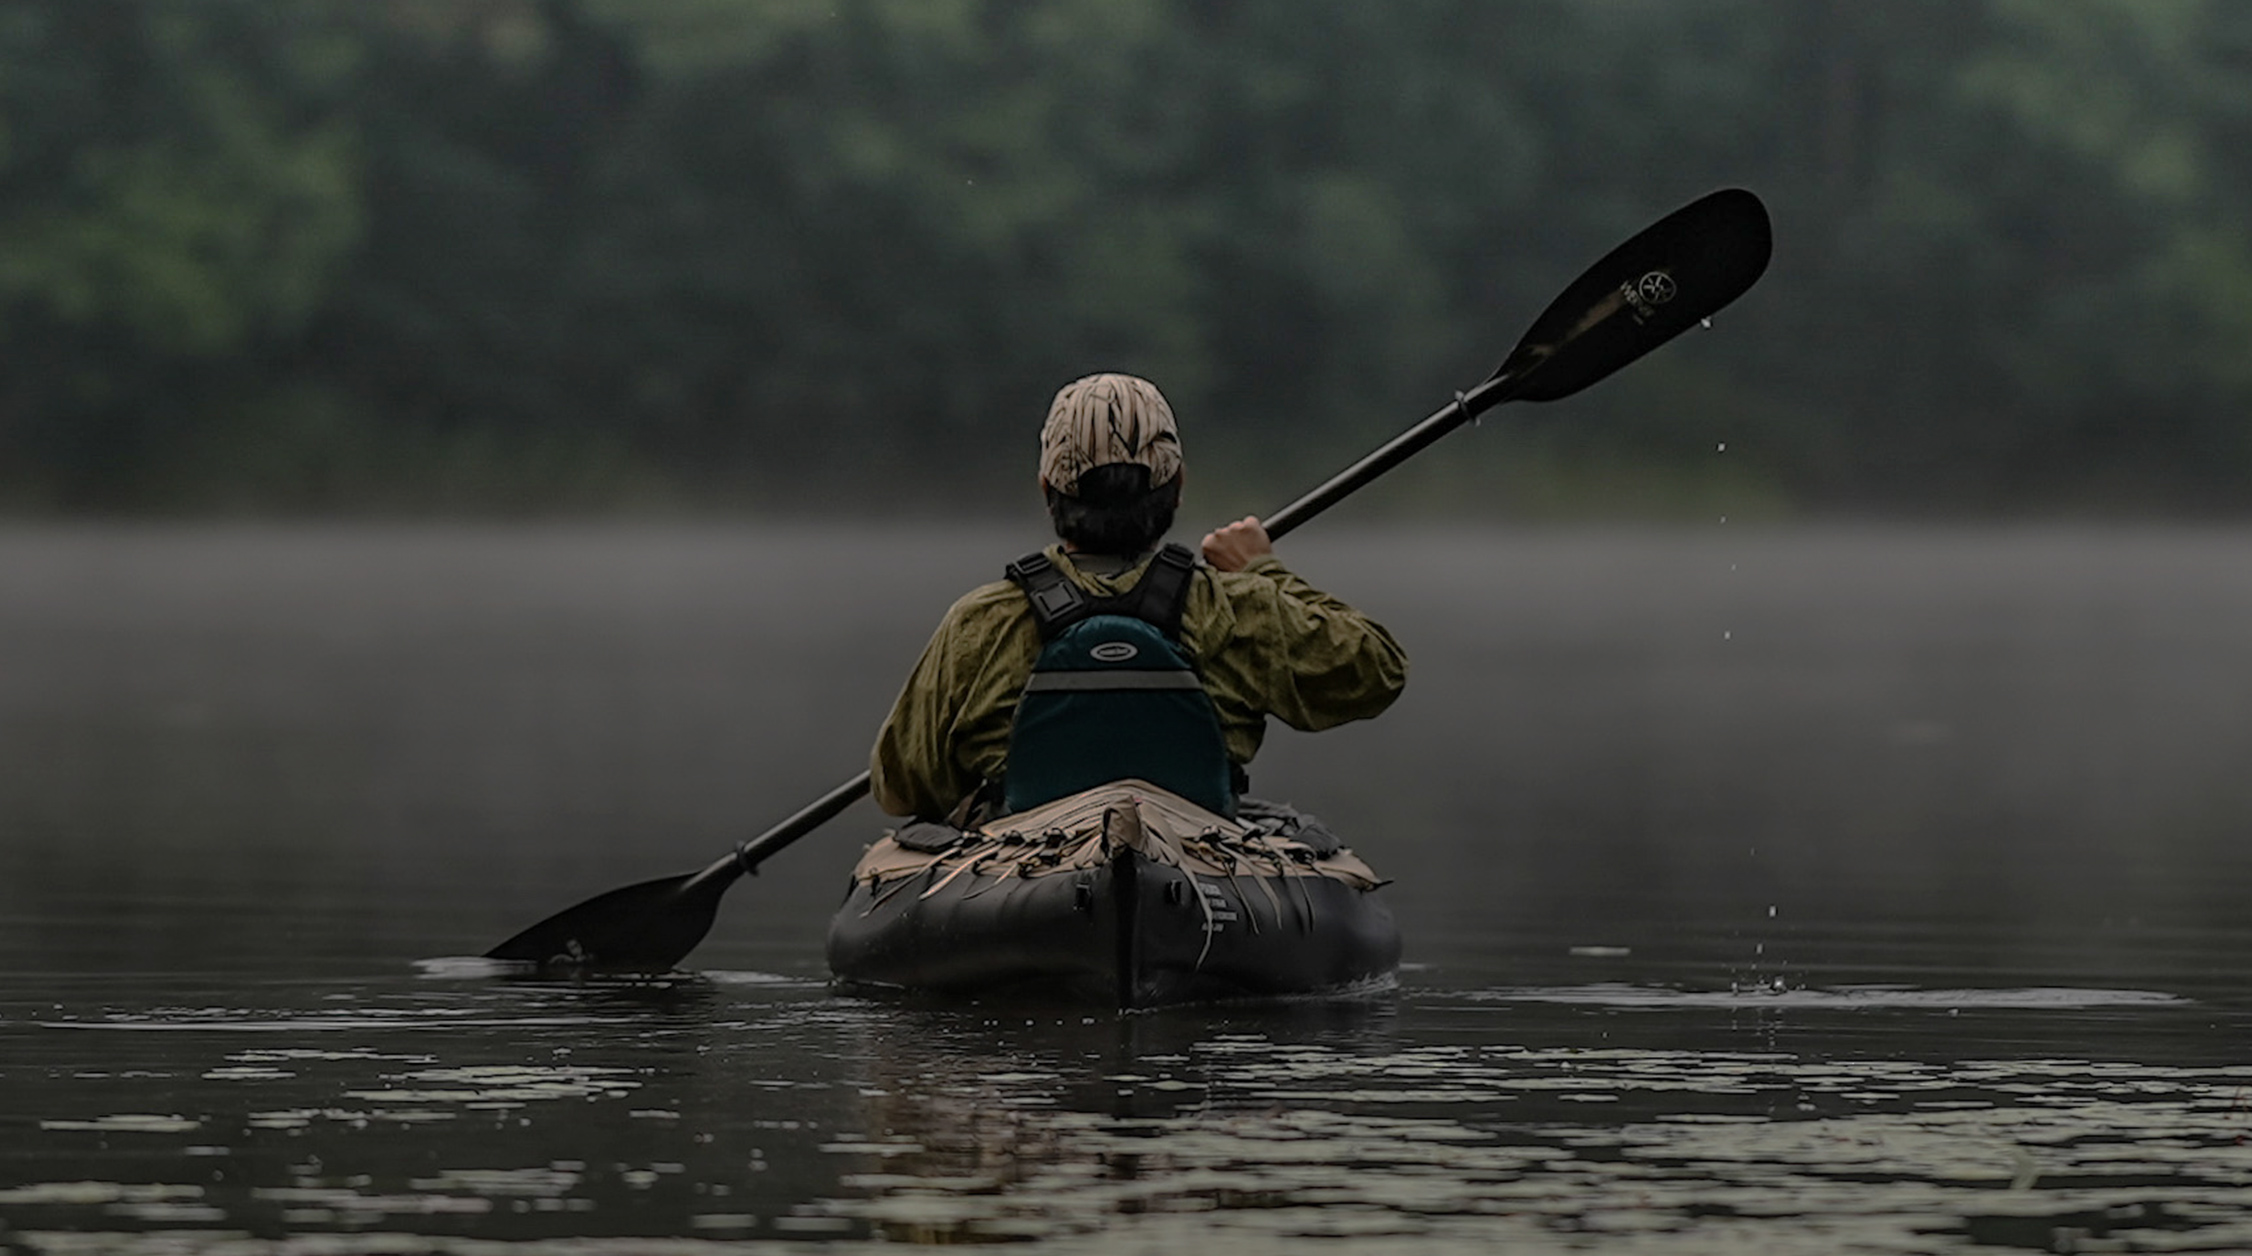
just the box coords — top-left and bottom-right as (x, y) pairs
(869, 372), (1408, 825)
(488, 193), (1767, 977)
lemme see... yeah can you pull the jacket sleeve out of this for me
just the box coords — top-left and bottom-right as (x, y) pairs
(869, 605), (982, 820)
(1223, 555), (1408, 732)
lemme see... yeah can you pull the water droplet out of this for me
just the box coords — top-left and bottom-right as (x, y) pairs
(1723, 630), (1732, 640)
(1767, 905), (1777, 918)
(1716, 442), (1727, 452)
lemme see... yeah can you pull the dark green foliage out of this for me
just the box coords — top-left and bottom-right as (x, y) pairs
(5, 0), (2252, 514)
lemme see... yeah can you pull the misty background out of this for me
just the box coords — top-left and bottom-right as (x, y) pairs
(14, 11), (2252, 1252)
(6, 1), (2252, 977)
(5, 0), (2252, 518)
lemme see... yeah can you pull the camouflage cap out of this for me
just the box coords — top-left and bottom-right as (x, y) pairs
(1039, 373), (1183, 497)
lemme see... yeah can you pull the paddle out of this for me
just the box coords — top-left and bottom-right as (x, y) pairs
(486, 771), (872, 972)
(486, 187), (1772, 972)
(1264, 186), (1772, 539)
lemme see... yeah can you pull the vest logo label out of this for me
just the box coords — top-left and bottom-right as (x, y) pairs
(1090, 641), (1139, 662)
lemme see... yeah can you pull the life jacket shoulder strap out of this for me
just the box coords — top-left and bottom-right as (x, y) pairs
(1004, 542), (1199, 643)
(1131, 542), (1197, 641)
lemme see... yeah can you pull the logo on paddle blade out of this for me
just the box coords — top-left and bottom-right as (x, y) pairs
(1620, 269), (1678, 324)
(1090, 641), (1139, 662)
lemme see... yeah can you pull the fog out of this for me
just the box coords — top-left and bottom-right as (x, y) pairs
(6, 523), (2245, 983)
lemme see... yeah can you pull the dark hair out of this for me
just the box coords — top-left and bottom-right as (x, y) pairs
(1046, 464), (1181, 555)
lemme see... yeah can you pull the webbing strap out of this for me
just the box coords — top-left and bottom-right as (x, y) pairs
(1005, 542), (1199, 643)
(1132, 543), (1197, 641)
(1022, 670), (1207, 692)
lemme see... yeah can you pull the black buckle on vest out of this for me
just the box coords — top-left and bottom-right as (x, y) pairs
(1004, 551), (1088, 629)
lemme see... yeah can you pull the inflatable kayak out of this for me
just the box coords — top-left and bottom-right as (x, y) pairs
(826, 780), (1400, 1008)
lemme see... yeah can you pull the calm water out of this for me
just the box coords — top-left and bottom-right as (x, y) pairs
(4, 523), (2252, 1254)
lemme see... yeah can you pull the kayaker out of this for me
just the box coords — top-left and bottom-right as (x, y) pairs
(870, 372), (1408, 823)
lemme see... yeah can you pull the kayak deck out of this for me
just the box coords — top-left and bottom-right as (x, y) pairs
(826, 781), (1400, 1009)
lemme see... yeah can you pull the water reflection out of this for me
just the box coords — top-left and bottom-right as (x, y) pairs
(6, 970), (2252, 1253)
(816, 993), (2252, 1250)
(1462, 983), (2186, 1010)
(9, 525), (2252, 1252)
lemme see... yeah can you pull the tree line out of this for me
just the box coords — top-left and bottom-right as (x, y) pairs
(4, 0), (2249, 516)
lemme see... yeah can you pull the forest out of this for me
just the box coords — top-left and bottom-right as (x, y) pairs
(4, 0), (2250, 516)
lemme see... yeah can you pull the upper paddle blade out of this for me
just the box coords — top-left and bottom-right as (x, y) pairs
(485, 860), (734, 973)
(1489, 187), (1772, 404)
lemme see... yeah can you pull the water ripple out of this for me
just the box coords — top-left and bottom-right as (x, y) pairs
(1453, 983), (2187, 1010)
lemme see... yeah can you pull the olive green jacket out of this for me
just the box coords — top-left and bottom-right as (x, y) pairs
(870, 544), (1408, 819)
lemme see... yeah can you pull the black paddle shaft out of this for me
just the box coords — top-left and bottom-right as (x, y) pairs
(734, 769), (874, 874)
(1264, 375), (1511, 541)
(486, 187), (1772, 971)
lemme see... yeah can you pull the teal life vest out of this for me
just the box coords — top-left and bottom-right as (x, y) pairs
(1000, 543), (1236, 817)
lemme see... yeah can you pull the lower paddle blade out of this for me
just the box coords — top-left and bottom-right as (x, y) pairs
(1492, 187), (1772, 403)
(484, 866), (729, 972)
